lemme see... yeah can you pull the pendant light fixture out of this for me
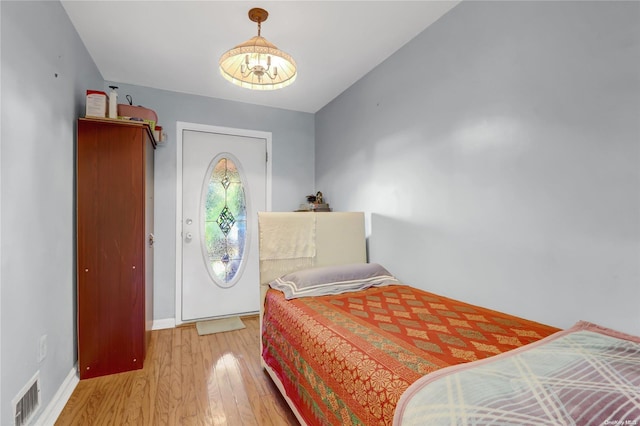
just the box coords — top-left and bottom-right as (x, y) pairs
(219, 8), (297, 91)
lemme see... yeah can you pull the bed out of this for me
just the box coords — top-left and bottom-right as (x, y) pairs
(257, 212), (639, 425)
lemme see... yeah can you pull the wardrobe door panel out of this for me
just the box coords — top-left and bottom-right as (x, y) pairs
(77, 119), (153, 379)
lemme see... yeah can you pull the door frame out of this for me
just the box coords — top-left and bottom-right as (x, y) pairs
(175, 121), (272, 326)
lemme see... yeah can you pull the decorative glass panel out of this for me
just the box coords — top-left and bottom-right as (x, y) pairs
(202, 156), (247, 288)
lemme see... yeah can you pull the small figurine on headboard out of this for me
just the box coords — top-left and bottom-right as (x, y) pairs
(315, 191), (324, 204)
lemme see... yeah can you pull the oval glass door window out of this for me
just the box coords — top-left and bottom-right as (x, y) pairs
(201, 154), (248, 288)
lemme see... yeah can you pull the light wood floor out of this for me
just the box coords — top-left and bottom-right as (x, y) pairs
(55, 316), (298, 425)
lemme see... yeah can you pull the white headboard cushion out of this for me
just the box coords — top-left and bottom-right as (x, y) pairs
(258, 212), (366, 316)
(314, 212), (367, 268)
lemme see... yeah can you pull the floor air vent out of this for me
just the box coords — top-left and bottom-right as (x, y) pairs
(13, 372), (40, 426)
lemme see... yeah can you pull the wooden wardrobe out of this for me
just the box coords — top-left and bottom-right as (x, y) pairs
(76, 118), (155, 379)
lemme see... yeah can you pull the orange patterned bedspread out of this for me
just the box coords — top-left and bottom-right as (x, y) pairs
(261, 285), (559, 425)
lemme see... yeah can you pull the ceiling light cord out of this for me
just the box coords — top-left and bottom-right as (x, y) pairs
(239, 14), (276, 82)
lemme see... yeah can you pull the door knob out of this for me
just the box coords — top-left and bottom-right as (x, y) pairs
(185, 232), (193, 241)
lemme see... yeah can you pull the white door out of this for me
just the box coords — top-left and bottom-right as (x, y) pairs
(181, 128), (267, 322)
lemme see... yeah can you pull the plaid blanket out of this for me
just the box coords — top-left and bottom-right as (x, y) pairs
(394, 321), (640, 425)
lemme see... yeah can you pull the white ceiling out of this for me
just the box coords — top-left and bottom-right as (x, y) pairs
(62, 1), (459, 113)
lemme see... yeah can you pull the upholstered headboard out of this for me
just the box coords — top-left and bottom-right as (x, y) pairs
(257, 211), (366, 317)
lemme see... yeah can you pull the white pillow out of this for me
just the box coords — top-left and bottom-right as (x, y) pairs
(269, 263), (399, 300)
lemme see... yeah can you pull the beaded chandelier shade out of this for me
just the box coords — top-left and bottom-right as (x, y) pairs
(219, 8), (297, 91)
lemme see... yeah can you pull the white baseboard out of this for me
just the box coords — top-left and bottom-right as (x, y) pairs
(35, 366), (78, 426)
(152, 318), (175, 330)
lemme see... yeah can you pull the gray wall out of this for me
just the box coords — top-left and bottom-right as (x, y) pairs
(105, 83), (315, 321)
(1, 1), (103, 424)
(316, 1), (640, 335)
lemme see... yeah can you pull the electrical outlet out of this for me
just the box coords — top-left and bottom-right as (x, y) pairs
(38, 335), (47, 362)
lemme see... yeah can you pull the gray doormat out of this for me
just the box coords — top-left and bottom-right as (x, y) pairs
(196, 316), (246, 336)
